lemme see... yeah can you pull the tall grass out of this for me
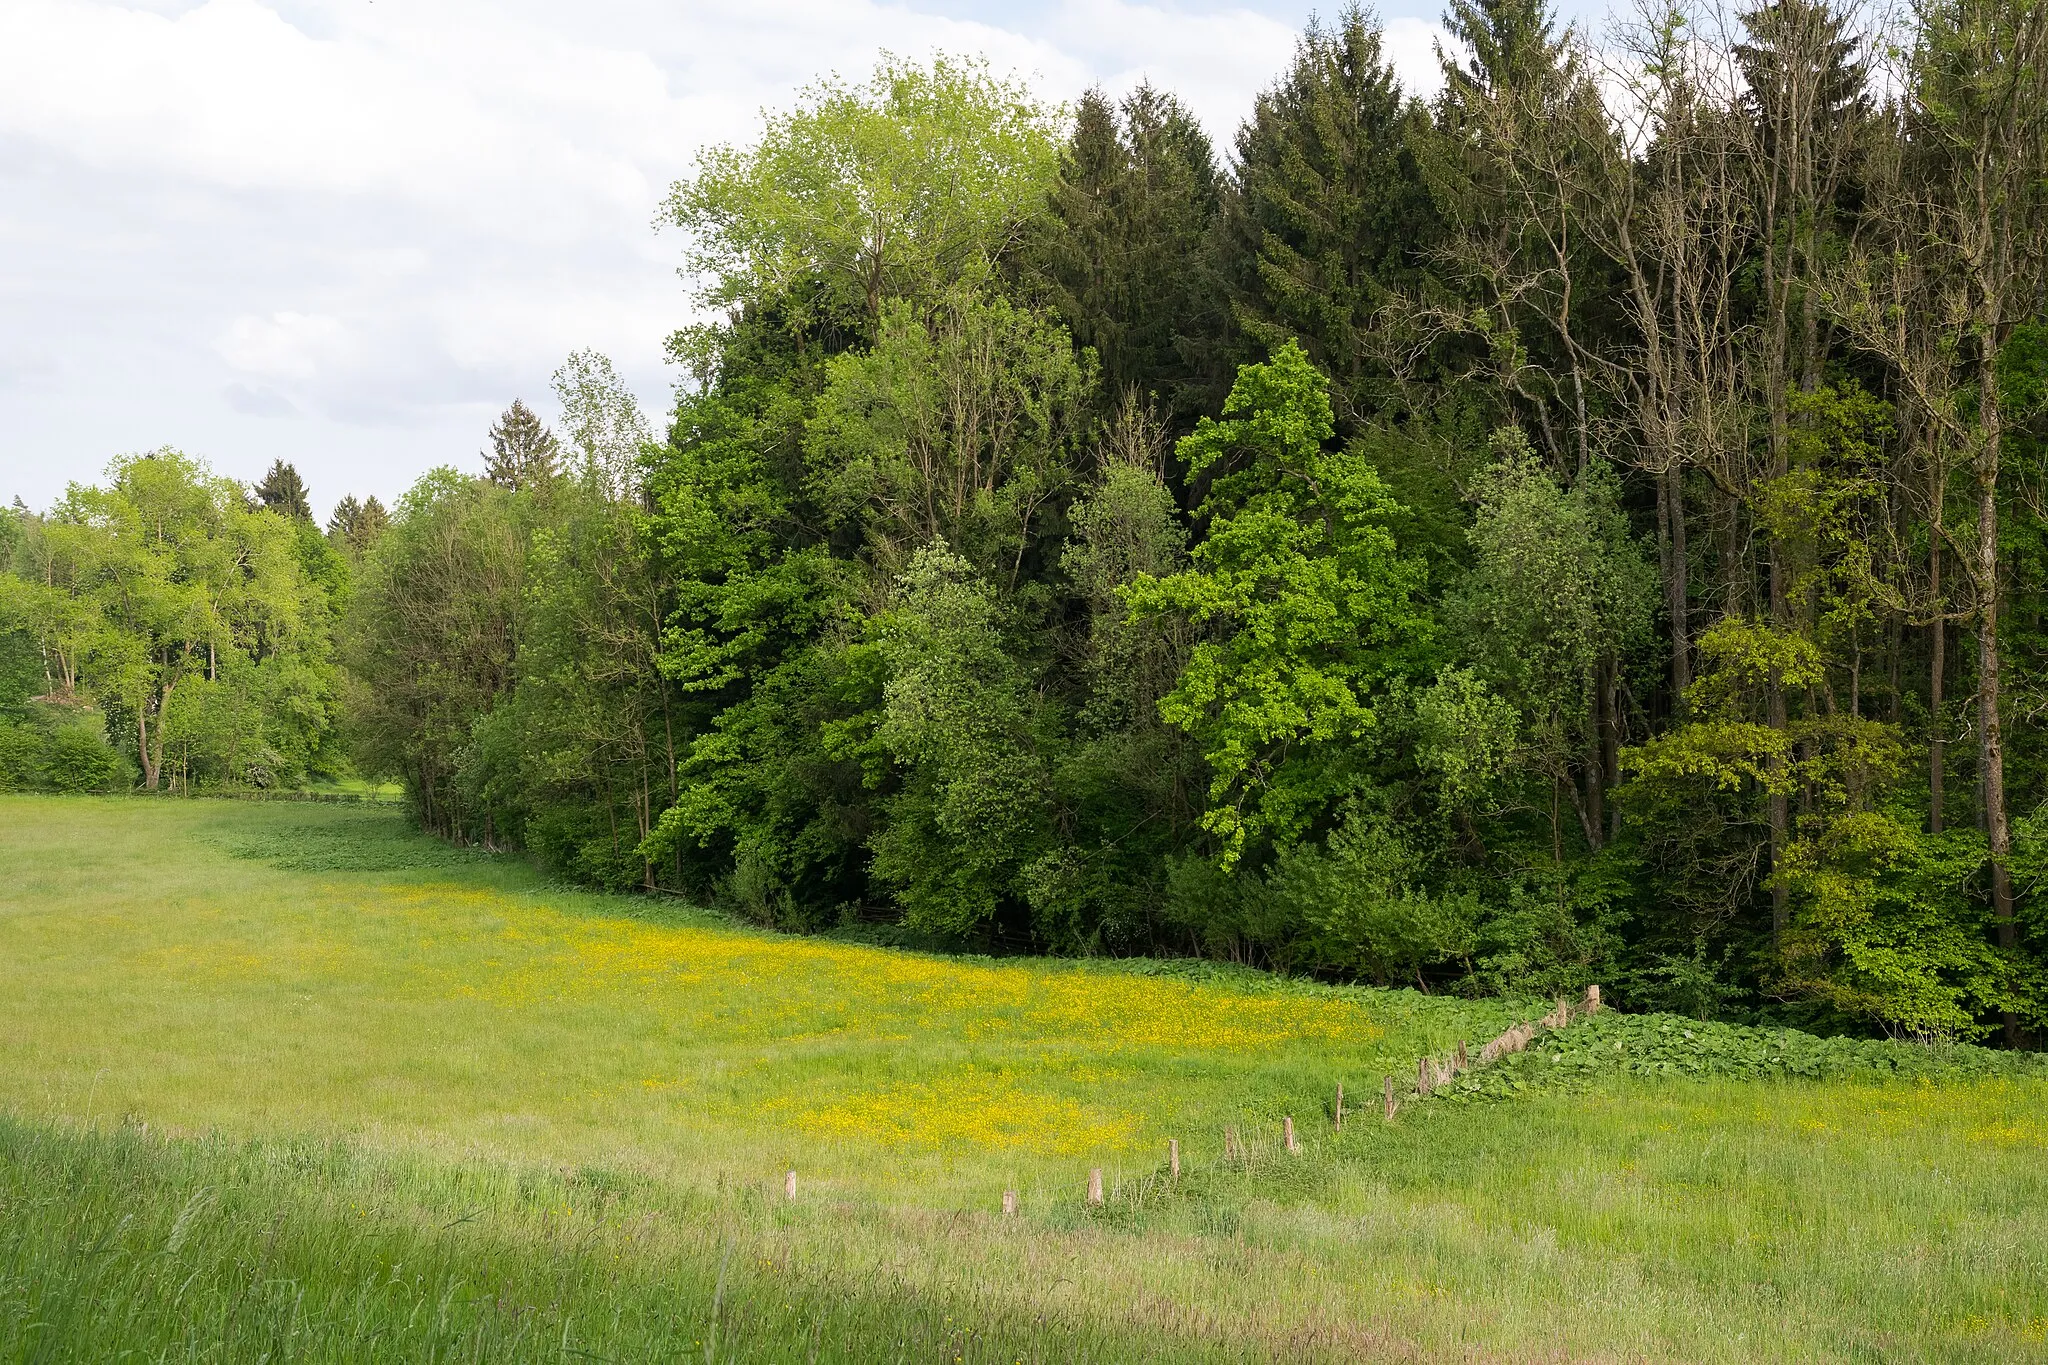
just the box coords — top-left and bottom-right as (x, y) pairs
(8, 1078), (2048, 1362)
(0, 1117), (1209, 1363)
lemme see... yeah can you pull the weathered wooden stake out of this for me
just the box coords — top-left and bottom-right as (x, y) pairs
(1283, 1116), (1298, 1153)
(1585, 983), (1602, 1014)
(1087, 1168), (1103, 1205)
(1334, 1082), (1344, 1131)
(1383, 1075), (1397, 1119)
(784, 1170), (797, 1199)
(1002, 1189), (1018, 1216)
(1417, 1057), (1431, 1097)
(1454, 1041), (1468, 1070)
(1169, 1138), (1180, 1179)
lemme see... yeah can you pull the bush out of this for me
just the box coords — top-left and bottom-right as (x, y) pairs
(0, 721), (40, 790)
(45, 718), (126, 791)
(0, 707), (127, 793)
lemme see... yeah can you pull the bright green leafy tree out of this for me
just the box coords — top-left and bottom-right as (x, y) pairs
(1124, 341), (1431, 865)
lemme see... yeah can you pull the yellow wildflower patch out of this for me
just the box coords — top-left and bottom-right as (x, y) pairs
(776, 1070), (1141, 1156)
(374, 886), (1382, 1060)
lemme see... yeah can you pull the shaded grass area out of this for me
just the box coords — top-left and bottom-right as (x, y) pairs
(6, 794), (2048, 1360)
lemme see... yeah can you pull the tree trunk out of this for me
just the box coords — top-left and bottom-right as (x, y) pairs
(1666, 463), (1691, 700)
(1930, 550), (1946, 835)
(137, 704), (156, 791)
(1768, 548), (1790, 940)
(1974, 357), (2015, 957)
(1582, 751), (1603, 852)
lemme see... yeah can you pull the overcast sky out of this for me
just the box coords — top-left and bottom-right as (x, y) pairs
(1, 0), (1599, 521)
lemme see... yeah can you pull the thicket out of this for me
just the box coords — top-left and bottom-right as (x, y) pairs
(10, 0), (2048, 1042)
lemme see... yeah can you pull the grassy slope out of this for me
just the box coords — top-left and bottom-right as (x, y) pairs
(3, 794), (2046, 1361)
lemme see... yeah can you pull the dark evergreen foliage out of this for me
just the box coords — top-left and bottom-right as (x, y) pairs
(255, 459), (313, 521)
(1219, 5), (1443, 431)
(1032, 83), (1227, 428)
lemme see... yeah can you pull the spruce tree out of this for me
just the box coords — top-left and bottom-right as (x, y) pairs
(326, 494), (391, 557)
(355, 495), (390, 548)
(1219, 5), (1441, 431)
(1034, 83), (1225, 427)
(483, 400), (561, 490)
(254, 459), (312, 520)
(327, 494), (361, 541)
(1440, 0), (1572, 104)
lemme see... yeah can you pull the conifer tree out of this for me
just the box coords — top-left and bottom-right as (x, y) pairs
(255, 459), (312, 520)
(1219, 5), (1440, 430)
(483, 400), (561, 490)
(1036, 83), (1225, 425)
(1441, 0), (1572, 103)
(327, 494), (391, 557)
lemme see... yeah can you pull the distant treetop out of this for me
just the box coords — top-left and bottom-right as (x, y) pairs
(483, 400), (561, 491)
(255, 459), (312, 521)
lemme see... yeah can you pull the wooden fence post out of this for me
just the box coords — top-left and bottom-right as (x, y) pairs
(784, 1170), (796, 1200)
(1417, 1057), (1431, 1097)
(1283, 1116), (1298, 1153)
(1002, 1189), (1017, 1216)
(1585, 983), (1601, 1014)
(1334, 1082), (1344, 1131)
(1087, 1168), (1103, 1205)
(1169, 1138), (1180, 1179)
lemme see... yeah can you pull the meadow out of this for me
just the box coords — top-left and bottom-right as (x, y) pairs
(4, 793), (2046, 1361)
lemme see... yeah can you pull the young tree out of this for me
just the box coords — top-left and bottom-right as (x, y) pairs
(1123, 341), (1432, 864)
(552, 350), (652, 502)
(1450, 432), (1657, 855)
(867, 543), (1052, 933)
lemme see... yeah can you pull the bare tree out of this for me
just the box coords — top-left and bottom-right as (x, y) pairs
(1835, 0), (2048, 986)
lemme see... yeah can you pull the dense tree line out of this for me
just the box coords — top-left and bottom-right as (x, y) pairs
(9, 0), (2048, 1043)
(0, 454), (354, 792)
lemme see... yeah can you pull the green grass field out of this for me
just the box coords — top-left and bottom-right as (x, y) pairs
(4, 794), (2047, 1361)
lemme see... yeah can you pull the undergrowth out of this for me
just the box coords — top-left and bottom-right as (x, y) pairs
(1433, 1007), (2048, 1103)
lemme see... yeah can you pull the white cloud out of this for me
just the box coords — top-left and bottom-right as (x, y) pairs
(0, 0), (1458, 518)
(217, 311), (353, 380)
